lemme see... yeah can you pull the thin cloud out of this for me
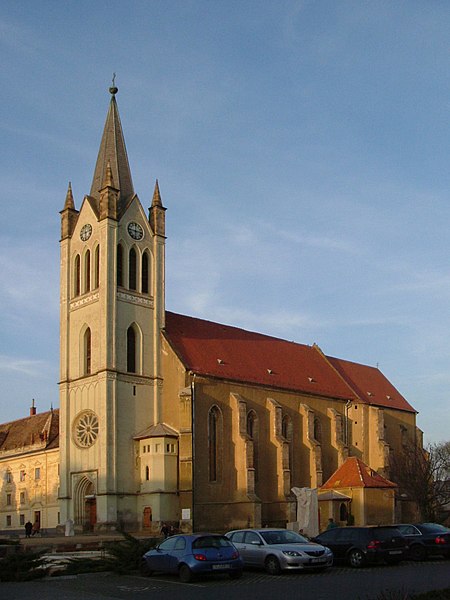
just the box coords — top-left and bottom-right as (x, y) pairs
(0, 355), (48, 377)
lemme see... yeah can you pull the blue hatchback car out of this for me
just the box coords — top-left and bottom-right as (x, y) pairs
(141, 533), (244, 582)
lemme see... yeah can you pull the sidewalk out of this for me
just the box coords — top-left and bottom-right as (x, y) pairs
(19, 530), (157, 553)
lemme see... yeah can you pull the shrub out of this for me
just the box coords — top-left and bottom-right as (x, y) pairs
(0, 549), (47, 582)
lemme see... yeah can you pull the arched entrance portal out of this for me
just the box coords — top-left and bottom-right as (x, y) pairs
(74, 476), (97, 531)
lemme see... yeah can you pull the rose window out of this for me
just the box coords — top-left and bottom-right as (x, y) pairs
(73, 411), (99, 448)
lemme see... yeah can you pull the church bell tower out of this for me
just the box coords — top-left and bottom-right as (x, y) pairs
(59, 85), (166, 531)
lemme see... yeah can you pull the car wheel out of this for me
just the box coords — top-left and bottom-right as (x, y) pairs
(139, 559), (153, 577)
(229, 569), (243, 579)
(179, 564), (193, 583)
(409, 544), (427, 561)
(265, 555), (281, 575)
(348, 548), (365, 568)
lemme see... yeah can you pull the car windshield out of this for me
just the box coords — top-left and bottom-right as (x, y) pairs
(192, 536), (233, 549)
(260, 530), (308, 545)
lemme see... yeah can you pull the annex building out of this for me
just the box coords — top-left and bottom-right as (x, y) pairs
(0, 87), (421, 536)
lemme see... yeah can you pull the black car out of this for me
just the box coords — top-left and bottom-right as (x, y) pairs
(395, 523), (450, 561)
(313, 526), (408, 568)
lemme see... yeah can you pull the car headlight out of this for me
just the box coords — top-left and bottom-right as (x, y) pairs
(282, 550), (301, 557)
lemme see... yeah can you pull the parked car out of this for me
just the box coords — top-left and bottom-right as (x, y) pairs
(395, 523), (450, 561)
(225, 528), (333, 575)
(312, 526), (408, 568)
(141, 533), (243, 582)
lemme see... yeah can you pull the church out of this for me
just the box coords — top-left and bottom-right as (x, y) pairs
(0, 87), (421, 535)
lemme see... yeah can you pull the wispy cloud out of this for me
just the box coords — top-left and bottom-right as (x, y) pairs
(0, 355), (48, 377)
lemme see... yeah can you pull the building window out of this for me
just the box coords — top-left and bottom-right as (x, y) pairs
(142, 252), (149, 294)
(129, 248), (137, 290)
(340, 502), (348, 522)
(246, 410), (259, 482)
(127, 326), (136, 373)
(145, 466), (150, 481)
(6, 493), (11, 506)
(35, 468), (40, 480)
(20, 514), (25, 526)
(94, 245), (100, 288)
(74, 254), (81, 296)
(117, 244), (123, 286)
(20, 492), (25, 504)
(20, 470), (26, 482)
(208, 406), (222, 483)
(314, 417), (322, 443)
(6, 515), (11, 527)
(84, 249), (91, 293)
(84, 327), (92, 375)
(6, 471), (12, 484)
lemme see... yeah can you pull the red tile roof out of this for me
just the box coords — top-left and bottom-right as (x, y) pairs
(0, 409), (59, 455)
(326, 356), (416, 413)
(165, 312), (416, 413)
(165, 312), (354, 401)
(321, 457), (397, 489)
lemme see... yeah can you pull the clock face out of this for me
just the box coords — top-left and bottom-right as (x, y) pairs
(80, 224), (92, 241)
(128, 221), (144, 240)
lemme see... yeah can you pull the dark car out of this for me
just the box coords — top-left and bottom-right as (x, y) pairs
(395, 523), (450, 561)
(226, 528), (333, 574)
(313, 526), (408, 568)
(141, 533), (243, 582)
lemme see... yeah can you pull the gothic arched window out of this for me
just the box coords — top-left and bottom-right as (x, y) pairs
(74, 254), (81, 296)
(117, 244), (123, 287)
(142, 251), (149, 294)
(127, 326), (136, 373)
(208, 406), (222, 482)
(129, 248), (137, 290)
(94, 245), (100, 288)
(84, 250), (91, 293)
(314, 417), (322, 443)
(246, 410), (259, 482)
(84, 328), (91, 375)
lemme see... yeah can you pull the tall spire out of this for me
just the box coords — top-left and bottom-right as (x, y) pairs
(90, 85), (134, 213)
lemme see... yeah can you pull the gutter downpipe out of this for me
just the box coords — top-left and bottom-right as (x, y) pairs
(190, 372), (196, 533)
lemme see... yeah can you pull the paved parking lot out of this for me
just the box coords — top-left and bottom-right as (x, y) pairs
(2, 558), (450, 600)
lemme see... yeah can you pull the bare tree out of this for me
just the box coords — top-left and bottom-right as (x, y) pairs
(390, 439), (450, 523)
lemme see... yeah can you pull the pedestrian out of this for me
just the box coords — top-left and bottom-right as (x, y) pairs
(31, 520), (40, 536)
(326, 518), (338, 530)
(24, 520), (33, 538)
(160, 523), (170, 538)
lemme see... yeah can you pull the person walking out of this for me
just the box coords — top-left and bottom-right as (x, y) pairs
(31, 520), (40, 536)
(24, 520), (33, 538)
(326, 518), (338, 530)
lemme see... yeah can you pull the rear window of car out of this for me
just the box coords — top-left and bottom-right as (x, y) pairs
(373, 527), (403, 541)
(192, 536), (233, 549)
(419, 523), (449, 533)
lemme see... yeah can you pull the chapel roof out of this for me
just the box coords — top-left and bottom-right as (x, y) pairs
(321, 456), (397, 489)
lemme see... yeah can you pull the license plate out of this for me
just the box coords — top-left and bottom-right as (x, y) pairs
(389, 550), (402, 555)
(311, 557), (325, 563)
(212, 564), (231, 570)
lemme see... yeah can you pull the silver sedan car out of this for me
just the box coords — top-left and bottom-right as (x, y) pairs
(226, 528), (333, 575)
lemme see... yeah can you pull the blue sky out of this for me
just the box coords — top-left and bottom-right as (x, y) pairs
(1, 1), (449, 443)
